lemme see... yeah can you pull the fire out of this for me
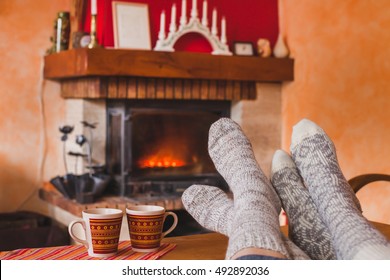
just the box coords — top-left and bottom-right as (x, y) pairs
(139, 157), (186, 168)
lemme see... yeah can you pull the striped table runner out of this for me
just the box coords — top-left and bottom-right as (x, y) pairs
(0, 241), (176, 260)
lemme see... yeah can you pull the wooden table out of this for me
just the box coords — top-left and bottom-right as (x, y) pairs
(160, 222), (390, 260)
(1, 222), (389, 260)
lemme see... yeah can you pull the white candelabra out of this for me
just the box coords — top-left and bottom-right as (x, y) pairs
(154, 0), (232, 55)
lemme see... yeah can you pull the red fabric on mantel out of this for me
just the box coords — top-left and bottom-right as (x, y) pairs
(83, 0), (279, 52)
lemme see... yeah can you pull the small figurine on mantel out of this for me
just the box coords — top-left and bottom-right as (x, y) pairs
(257, 38), (272, 58)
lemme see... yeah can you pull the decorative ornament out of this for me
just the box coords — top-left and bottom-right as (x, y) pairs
(88, 0), (101, 48)
(46, 11), (70, 54)
(50, 121), (109, 204)
(59, 125), (74, 173)
(257, 38), (271, 58)
(273, 33), (289, 58)
(154, 0), (232, 55)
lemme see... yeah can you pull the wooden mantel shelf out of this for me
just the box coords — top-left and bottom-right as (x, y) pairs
(44, 48), (293, 82)
(43, 49), (293, 100)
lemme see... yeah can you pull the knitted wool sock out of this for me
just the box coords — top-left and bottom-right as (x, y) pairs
(208, 118), (290, 259)
(291, 119), (390, 259)
(182, 184), (310, 260)
(182, 185), (234, 235)
(271, 149), (336, 260)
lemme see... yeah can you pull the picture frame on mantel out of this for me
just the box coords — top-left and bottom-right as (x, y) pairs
(233, 41), (255, 56)
(112, 1), (152, 50)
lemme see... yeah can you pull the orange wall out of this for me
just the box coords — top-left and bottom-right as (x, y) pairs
(0, 0), (69, 212)
(280, 0), (390, 223)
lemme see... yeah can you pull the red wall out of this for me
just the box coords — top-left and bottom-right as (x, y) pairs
(83, 0), (279, 52)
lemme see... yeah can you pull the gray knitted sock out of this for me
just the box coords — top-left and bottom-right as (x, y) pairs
(291, 119), (390, 259)
(271, 149), (336, 260)
(182, 185), (233, 235)
(182, 184), (310, 260)
(208, 118), (290, 259)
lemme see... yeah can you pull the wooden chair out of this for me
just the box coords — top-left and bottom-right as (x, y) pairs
(348, 173), (390, 193)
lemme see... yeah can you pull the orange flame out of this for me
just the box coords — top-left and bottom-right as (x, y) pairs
(139, 157), (186, 168)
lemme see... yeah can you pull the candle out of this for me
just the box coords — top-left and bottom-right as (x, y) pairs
(221, 17), (226, 43)
(202, 0), (208, 26)
(191, 0), (198, 18)
(160, 10), (166, 32)
(180, 0), (187, 26)
(203, 1), (207, 17)
(169, 4), (177, 33)
(91, 0), (97, 15)
(158, 10), (166, 39)
(211, 8), (217, 35)
(181, 0), (187, 17)
(221, 17), (226, 35)
(171, 4), (176, 25)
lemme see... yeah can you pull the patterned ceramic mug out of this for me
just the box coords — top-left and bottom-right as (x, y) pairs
(126, 205), (178, 252)
(68, 208), (123, 258)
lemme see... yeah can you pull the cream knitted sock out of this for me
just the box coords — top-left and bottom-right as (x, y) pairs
(291, 119), (390, 259)
(271, 149), (336, 259)
(208, 118), (290, 259)
(182, 184), (309, 260)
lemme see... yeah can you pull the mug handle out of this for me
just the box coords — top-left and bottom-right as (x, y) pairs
(68, 219), (89, 248)
(161, 211), (178, 238)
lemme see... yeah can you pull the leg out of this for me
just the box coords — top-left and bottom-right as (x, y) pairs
(291, 119), (390, 259)
(182, 185), (233, 236)
(208, 118), (289, 259)
(271, 149), (336, 259)
(182, 184), (309, 259)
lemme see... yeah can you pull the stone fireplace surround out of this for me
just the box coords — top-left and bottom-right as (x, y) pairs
(63, 83), (282, 184)
(40, 48), (290, 238)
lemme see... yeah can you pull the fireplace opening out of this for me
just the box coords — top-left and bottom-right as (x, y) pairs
(106, 99), (230, 198)
(132, 110), (218, 178)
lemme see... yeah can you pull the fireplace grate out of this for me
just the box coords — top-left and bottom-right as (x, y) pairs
(123, 174), (228, 199)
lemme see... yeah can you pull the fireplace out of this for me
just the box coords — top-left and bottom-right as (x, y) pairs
(106, 99), (230, 198)
(41, 49), (287, 237)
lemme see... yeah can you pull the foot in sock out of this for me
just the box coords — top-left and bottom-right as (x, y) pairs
(207, 118), (290, 259)
(271, 149), (336, 260)
(291, 119), (390, 259)
(181, 185), (234, 235)
(182, 184), (309, 259)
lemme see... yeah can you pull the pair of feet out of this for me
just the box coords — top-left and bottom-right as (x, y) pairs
(182, 118), (390, 260)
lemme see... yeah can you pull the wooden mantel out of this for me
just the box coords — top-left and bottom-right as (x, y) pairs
(44, 48), (294, 81)
(43, 48), (294, 100)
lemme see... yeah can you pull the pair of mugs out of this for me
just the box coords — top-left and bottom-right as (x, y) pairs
(68, 205), (178, 258)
